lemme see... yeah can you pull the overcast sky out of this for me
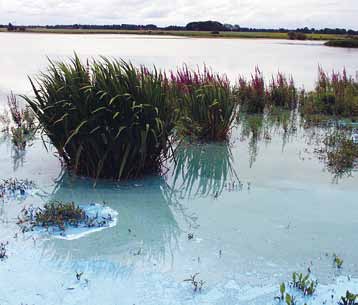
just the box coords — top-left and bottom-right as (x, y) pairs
(1, 0), (357, 29)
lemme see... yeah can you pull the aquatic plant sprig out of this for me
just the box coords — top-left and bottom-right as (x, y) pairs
(290, 272), (317, 296)
(276, 271), (317, 305)
(275, 283), (299, 305)
(339, 291), (358, 305)
(184, 273), (205, 293)
(0, 241), (9, 261)
(333, 254), (344, 269)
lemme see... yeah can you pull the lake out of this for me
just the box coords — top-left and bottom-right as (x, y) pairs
(0, 33), (358, 305)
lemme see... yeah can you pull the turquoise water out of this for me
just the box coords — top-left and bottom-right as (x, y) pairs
(0, 33), (358, 305)
(0, 117), (357, 304)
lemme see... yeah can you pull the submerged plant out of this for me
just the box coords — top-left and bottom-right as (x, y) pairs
(184, 273), (205, 293)
(23, 55), (176, 180)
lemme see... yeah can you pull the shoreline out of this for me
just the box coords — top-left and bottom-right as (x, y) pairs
(0, 27), (345, 41)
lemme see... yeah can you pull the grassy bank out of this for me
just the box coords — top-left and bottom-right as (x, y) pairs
(0, 27), (347, 40)
(325, 39), (358, 48)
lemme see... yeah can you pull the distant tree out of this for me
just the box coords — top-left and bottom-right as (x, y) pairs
(144, 24), (157, 30)
(185, 21), (227, 32)
(7, 22), (14, 31)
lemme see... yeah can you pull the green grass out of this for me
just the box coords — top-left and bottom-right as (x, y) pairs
(0, 27), (347, 41)
(325, 39), (358, 48)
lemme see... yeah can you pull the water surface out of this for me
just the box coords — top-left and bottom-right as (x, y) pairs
(0, 33), (357, 305)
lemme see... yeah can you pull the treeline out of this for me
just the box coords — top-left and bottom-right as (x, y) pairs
(2, 20), (358, 35)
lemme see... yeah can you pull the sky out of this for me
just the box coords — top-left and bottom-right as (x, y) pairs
(0, 0), (357, 29)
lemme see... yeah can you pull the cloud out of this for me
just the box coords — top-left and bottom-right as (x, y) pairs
(0, 0), (357, 29)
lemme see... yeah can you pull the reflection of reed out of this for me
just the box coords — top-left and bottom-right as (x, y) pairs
(238, 109), (298, 167)
(170, 143), (239, 199)
(45, 173), (181, 267)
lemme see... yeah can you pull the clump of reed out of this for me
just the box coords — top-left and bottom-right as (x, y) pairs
(301, 68), (358, 117)
(170, 65), (237, 141)
(237, 68), (298, 113)
(237, 68), (266, 113)
(23, 55), (176, 180)
(268, 73), (297, 109)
